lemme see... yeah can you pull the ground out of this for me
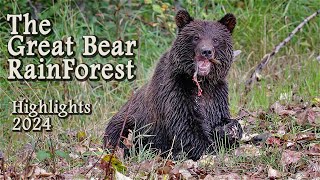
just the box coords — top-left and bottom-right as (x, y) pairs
(0, 0), (319, 179)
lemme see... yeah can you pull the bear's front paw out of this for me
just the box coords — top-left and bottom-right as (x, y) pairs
(223, 119), (242, 140)
(212, 119), (242, 150)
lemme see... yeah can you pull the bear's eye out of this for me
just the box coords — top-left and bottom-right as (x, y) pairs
(212, 38), (219, 45)
(193, 35), (200, 42)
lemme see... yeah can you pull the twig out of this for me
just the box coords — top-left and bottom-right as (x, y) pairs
(27, 0), (39, 19)
(23, 138), (39, 178)
(0, 151), (4, 176)
(49, 136), (56, 174)
(245, 10), (320, 94)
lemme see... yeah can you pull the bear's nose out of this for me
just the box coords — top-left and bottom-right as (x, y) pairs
(200, 48), (213, 59)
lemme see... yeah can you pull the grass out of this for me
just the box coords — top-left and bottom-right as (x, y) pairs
(0, 0), (319, 178)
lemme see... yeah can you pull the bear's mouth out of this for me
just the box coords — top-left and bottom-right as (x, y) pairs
(194, 55), (221, 76)
(192, 55), (221, 96)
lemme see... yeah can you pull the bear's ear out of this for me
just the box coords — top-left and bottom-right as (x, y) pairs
(218, 13), (236, 33)
(175, 9), (193, 31)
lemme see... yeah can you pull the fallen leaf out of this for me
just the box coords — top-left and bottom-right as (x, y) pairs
(233, 50), (242, 58)
(277, 125), (286, 135)
(266, 136), (282, 146)
(170, 167), (182, 179)
(76, 131), (86, 142)
(115, 148), (125, 161)
(101, 154), (127, 173)
(295, 133), (316, 142)
(270, 101), (295, 116)
(312, 97), (320, 106)
(69, 152), (79, 159)
(179, 169), (194, 179)
(296, 108), (319, 126)
(138, 160), (156, 172)
(307, 110), (315, 124)
(281, 150), (301, 166)
(213, 173), (241, 180)
(310, 144), (320, 153)
(157, 166), (171, 175)
(115, 171), (132, 180)
(74, 145), (86, 154)
(297, 110), (308, 125)
(290, 172), (307, 180)
(182, 159), (198, 169)
(203, 174), (214, 180)
(25, 165), (36, 178)
(34, 166), (53, 178)
(308, 160), (320, 173)
(268, 166), (282, 179)
(270, 101), (285, 114)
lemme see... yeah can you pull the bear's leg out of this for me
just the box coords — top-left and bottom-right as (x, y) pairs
(104, 116), (135, 149)
(168, 128), (210, 161)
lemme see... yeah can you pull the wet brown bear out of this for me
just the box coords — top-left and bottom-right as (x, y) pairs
(104, 10), (242, 160)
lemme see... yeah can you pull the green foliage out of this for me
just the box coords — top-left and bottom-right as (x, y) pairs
(36, 150), (51, 161)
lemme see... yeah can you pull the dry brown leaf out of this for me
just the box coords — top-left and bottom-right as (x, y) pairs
(137, 160), (156, 172)
(203, 174), (214, 180)
(115, 148), (125, 161)
(305, 143), (320, 156)
(308, 161), (320, 173)
(290, 172), (307, 179)
(170, 167), (182, 179)
(165, 160), (175, 167)
(268, 167), (282, 179)
(270, 102), (296, 116)
(25, 166), (54, 178)
(296, 108), (320, 126)
(115, 171), (132, 180)
(182, 159), (198, 169)
(295, 133), (316, 142)
(179, 169), (194, 179)
(69, 152), (79, 159)
(281, 150), (302, 166)
(277, 125), (287, 135)
(266, 136), (282, 146)
(270, 101), (284, 114)
(307, 110), (316, 124)
(157, 166), (171, 175)
(310, 143), (320, 153)
(25, 165), (36, 178)
(212, 173), (241, 180)
(74, 144), (87, 154)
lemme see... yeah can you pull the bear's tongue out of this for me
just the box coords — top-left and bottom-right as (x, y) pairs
(197, 60), (211, 76)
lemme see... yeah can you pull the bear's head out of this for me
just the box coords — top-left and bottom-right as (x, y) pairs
(171, 9), (236, 81)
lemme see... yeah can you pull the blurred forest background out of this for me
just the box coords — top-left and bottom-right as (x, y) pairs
(0, 0), (319, 179)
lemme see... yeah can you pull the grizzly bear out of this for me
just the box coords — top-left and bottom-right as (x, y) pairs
(104, 9), (242, 160)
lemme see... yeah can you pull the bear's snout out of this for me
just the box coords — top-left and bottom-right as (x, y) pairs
(200, 47), (214, 59)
